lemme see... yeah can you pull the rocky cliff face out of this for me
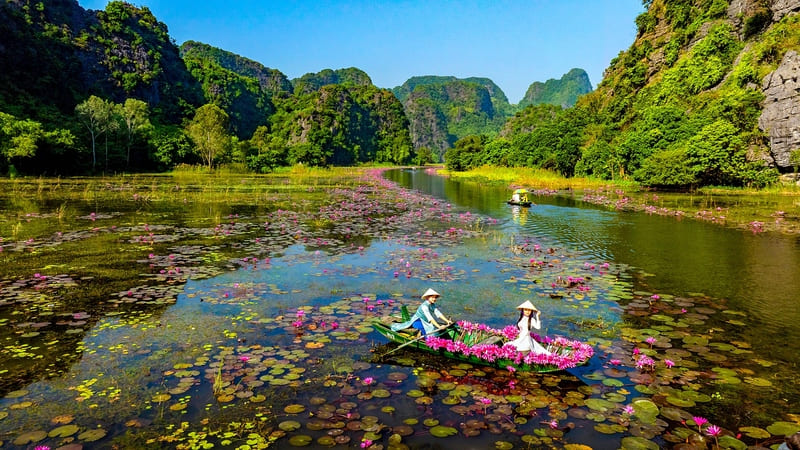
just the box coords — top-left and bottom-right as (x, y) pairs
(394, 78), (509, 158)
(0, 0), (202, 122)
(759, 50), (800, 168)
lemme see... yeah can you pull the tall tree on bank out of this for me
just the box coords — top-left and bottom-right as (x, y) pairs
(120, 99), (152, 167)
(186, 104), (231, 169)
(75, 96), (116, 171)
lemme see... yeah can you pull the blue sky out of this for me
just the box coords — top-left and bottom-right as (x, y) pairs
(77, 1), (644, 103)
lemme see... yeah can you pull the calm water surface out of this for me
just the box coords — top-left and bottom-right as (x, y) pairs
(386, 169), (800, 360)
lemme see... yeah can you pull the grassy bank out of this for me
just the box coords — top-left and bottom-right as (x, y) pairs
(436, 165), (800, 234)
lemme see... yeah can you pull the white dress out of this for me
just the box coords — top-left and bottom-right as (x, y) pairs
(510, 316), (550, 354)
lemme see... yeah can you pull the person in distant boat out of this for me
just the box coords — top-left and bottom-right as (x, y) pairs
(391, 288), (452, 336)
(511, 192), (521, 203)
(508, 300), (550, 354)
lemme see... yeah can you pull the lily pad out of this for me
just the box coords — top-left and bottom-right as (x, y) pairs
(739, 426), (770, 439)
(620, 436), (660, 449)
(766, 421), (800, 436)
(743, 377), (772, 387)
(279, 421), (302, 432)
(288, 435), (312, 446)
(13, 430), (47, 445)
(284, 404), (306, 414)
(718, 435), (747, 450)
(430, 425), (458, 437)
(49, 424), (80, 437)
(585, 398), (616, 412)
(77, 428), (107, 442)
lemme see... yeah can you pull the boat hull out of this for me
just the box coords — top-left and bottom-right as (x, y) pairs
(372, 321), (571, 373)
(506, 201), (532, 207)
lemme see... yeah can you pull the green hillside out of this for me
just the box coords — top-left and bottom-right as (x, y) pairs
(446, 0), (800, 188)
(518, 68), (593, 109)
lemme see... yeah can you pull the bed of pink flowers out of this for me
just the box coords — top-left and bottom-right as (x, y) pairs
(424, 320), (594, 370)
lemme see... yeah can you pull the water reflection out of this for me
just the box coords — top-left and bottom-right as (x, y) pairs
(385, 169), (800, 360)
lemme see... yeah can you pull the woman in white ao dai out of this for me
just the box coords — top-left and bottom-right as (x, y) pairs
(510, 300), (550, 354)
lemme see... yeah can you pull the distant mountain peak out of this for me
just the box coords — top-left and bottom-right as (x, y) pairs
(518, 68), (593, 108)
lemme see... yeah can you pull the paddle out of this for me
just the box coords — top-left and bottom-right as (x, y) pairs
(383, 321), (455, 357)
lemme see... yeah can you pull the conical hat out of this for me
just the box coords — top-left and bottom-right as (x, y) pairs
(517, 300), (538, 310)
(421, 288), (441, 299)
(513, 188), (528, 194)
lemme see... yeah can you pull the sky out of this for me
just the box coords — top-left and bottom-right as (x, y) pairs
(76, 0), (644, 104)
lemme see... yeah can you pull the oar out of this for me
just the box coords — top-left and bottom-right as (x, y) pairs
(383, 322), (455, 357)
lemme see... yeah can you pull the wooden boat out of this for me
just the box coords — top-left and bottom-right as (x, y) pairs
(372, 318), (593, 373)
(507, 200), (533, 207)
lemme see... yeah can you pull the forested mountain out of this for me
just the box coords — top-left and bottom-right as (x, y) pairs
(0, 1), (414, 175)
(0, 0), (202, 123)
(391, 77), (514, 160)
(391, 71), (595, 160)
(291, 68), (373, 95)
(181, 41), (293, 98)
(445, 0), (800, 188)
(518, 68), (593, 109)
(180, 41), (286, 138)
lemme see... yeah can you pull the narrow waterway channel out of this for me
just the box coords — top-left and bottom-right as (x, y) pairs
(385, 168), (800, 362)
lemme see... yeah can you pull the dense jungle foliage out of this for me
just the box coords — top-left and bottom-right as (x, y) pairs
(444, 0), (796, 188)
(3, 0), (799, 189)
(0, 1), (414, 175)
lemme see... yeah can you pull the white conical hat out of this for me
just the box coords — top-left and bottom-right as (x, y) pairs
(421, 288), (441, 299)
(517, 300), (538, 310)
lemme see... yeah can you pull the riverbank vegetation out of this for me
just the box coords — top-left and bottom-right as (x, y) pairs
(439, 164), (800, 235)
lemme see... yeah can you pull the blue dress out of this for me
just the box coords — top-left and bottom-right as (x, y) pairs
(391, 300), (447, 335)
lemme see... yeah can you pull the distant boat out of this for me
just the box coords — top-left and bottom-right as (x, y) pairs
(507, 200), (533, 207)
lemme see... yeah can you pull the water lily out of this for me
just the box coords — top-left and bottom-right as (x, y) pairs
(360, 439), (373, 448)
(664, 359), (675, 368)
(362, 377), (374, 386)
(693, 416), (708, 432)
(623, 405), (635, 415)
(705, 424), (721, 436)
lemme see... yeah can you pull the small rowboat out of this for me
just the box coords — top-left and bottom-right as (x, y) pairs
(506, 200), (533, 207)
(372, 318), (593, 373)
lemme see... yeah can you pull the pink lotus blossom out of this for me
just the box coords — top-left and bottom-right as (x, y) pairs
(362, 377), (374, 385)
(693, 416), (708, 428)
(239, 356), (250, 362)
(664, 359), (675, 368)
(292, 320), (303, 327)
(705, 424), (722, 436)
(610, 359), (621, 365)
(645, 336), (656, 345)
(549, 420), (558, 429)
(623, 405), (635, 415)
(360, 439), (373, 448)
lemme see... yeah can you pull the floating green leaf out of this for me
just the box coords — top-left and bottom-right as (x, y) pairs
(430, 425), (458, 437)
(766, 422), (800, 436)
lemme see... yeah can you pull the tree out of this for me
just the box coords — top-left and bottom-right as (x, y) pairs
(185, 103), (231, 169)
(119, 98), (151, 167)
(0, 112), (74, 174)
(75, 95), (116, 171)
(686, 120), (745, 186)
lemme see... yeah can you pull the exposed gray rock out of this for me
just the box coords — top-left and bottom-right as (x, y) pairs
(771, 0), (800, 22)
(759, 50), (800, 169)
